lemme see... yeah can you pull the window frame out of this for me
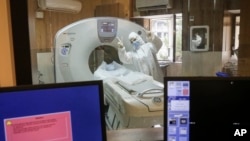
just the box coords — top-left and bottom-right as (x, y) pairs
(149, 14), (182, 63)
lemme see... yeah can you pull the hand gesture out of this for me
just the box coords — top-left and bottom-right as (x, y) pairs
(116, 37), (124, 48)
(145, 30), (154, 41)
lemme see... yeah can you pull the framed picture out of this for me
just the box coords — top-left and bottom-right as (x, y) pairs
(190, 25), (209, 51)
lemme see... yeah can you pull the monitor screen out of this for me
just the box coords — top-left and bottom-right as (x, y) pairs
(0, 81), (106, 141)
(164, 77), (250, 141)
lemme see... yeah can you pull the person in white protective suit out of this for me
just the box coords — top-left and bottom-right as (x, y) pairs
(191, 33), (202, 49)
(116, 31), (164, 83)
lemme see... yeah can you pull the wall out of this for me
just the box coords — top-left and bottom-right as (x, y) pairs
(0, 0), (16, 86)
(226, 0), (240, 10)
(99, 0), (132, 18)
(181, 0), (225, 76)
(238, 0), (250, 76)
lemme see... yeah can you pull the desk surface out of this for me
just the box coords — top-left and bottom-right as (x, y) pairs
(107, 128), (163, 141)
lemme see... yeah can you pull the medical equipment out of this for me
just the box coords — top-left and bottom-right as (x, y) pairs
(94, 61), (164, 129)
(54, 17), (164, 129)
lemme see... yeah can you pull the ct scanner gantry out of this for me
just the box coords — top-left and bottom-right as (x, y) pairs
(54, 17), (164, 129)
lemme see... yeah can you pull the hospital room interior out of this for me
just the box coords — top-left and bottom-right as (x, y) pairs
(1, 0), (250, 140)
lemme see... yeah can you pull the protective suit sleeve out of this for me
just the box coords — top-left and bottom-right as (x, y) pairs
(144, 42), (158, 54)
(151, 35), (163, 51)
(145, 30), (162, 51)
(146, 30), (155, 42)
(118, 47), (133, 64)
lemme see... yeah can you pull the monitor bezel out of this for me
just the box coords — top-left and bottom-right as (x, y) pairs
(164, 76), (250, 141)
(0, 80), (107, 141)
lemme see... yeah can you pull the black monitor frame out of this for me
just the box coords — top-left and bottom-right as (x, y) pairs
(0, 80), (107, 141)
(164, 76), (250, 141)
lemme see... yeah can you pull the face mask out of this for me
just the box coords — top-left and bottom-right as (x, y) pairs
(132, 40), (141, 50)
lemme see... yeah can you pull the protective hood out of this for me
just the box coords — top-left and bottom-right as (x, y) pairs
(128, 32), (145, 50)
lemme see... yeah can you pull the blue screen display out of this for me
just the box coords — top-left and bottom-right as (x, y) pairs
(0, 81), (106, 141)
(167, 81), (190, 141)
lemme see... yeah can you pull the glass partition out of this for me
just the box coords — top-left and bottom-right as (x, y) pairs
(28, 0), (240, 131)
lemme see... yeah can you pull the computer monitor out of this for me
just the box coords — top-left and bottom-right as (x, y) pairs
(164, 77), (250, 141)
(0, 81), (106, 141)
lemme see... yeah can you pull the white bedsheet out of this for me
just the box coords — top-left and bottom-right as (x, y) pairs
(94, 61), (153, 85)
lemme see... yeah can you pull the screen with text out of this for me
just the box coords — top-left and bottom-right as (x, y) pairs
(0, 81), (106, 141)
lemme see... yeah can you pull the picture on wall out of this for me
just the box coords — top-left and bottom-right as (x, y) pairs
(190, 25), (209, 51)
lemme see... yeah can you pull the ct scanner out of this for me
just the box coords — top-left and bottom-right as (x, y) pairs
(54, 17), (164, 129)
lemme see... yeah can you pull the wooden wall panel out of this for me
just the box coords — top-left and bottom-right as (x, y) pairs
(237, 0), (250, 76)
(98, 0), (131, 19)
(130, 18), (150, 30)
(95, 3), (125, 18)
(138, 0), (183, 16)
(213, 0), (224, 51)
(239, 0), (250, 51)
(183, 0), (224, 51)
(182, 0), (189, 51)
(225, 0), (240, 10)
(31, 0), (102, 51)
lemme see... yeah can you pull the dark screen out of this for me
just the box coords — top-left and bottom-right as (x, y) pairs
(164, 77), (250, 141)
(0, 81), (106, 141)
